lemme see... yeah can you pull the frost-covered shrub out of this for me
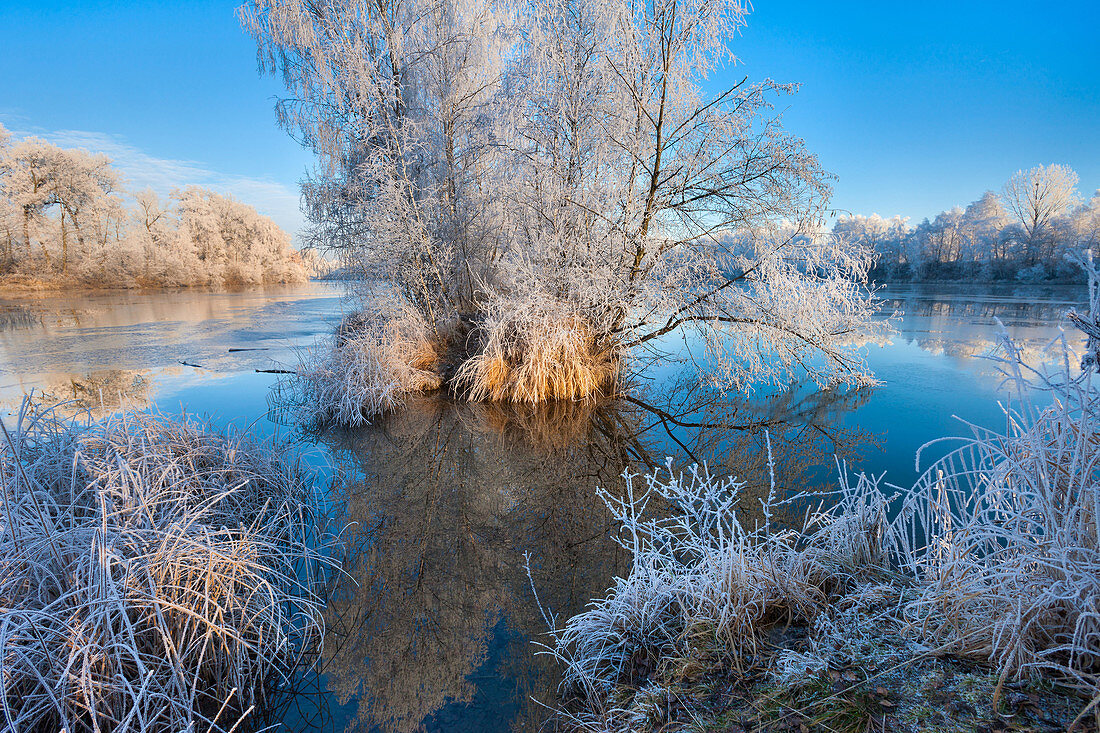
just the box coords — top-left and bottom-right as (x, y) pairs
(287, 299), (444, 425)
(537, 457), (898, 703)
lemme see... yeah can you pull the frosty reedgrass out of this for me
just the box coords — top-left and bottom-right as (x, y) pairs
(284, 303), (445, 426)
(283, 291), (622, 424)
(894, 251), (1100, 692)
(0, 401), (331, 732)
(531, 461), (900, 723)
(454, 296), (619, 404)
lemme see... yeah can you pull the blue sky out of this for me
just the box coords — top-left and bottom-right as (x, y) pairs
(1, 0), (1097, 235)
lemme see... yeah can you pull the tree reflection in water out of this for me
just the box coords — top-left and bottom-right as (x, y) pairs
(297, 378), (874, 732)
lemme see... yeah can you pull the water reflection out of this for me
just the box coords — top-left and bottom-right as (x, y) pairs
(312, 397), (627, 732)
(881, 283), (1087, 365)
(0, 284), (345, 407)
(307, 378), (873, 732)
(0, 303), (41, 331)
(36, 368), (154, 418)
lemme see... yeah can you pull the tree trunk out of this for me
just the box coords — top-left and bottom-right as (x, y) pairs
(22, 208), (30, 259)
(60, 212), (69, 273)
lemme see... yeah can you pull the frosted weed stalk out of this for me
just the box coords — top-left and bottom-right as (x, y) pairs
(897, 250), (1100, 695)
(0, 400), (332, 733)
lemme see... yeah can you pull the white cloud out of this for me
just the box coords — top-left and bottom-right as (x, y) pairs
(7, 127), (305, 236)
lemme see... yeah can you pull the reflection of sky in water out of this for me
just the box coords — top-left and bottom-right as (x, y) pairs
(0, 280), (1089, 732)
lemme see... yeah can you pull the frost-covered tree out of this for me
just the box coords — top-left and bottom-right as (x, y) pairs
(833, 214), (910, 278)
(0, 132), (309, 287)
(1002, 164), (1080, 266)
(46, 147), (120, 273)
(911, 208), (970, 277)
(0, 138), (57, 266)
(959, 191), (1013, 269)
(837, 169), (1090, 283)
(174, 186), (309, 286)
(244, 0), (886, 413)
(240, 0), (516, 317)
(1062, 190), (1100, 259)
(131, 188), (175, 279)
(0, 125), (16, 264)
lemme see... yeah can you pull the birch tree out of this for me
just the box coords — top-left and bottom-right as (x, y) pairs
(1002, 164), (1080, 265)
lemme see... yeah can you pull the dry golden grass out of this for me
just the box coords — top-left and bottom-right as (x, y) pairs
(408, 335), (441, 372)
(457, 313), (618, 404)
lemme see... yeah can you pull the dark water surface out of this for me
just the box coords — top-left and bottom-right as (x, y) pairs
(0, 281), (1089, 732)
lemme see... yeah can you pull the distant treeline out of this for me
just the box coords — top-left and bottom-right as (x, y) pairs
(832, 165), (1099, 282)
(0, 124), (310, 288)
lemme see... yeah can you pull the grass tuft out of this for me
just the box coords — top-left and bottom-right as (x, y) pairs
(456, 302), (618, 404)
(0, 400), (331, 732)
(287, 301), (445, 425)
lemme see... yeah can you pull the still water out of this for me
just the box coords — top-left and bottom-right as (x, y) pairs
(0, 281), (1088, 732)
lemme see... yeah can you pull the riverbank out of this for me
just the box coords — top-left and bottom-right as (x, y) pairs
(538, 457), (1098, 733)
(537, 258), (1100, 733)
(0, 271), (312, 293)
(553, 591), (1091, 732)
